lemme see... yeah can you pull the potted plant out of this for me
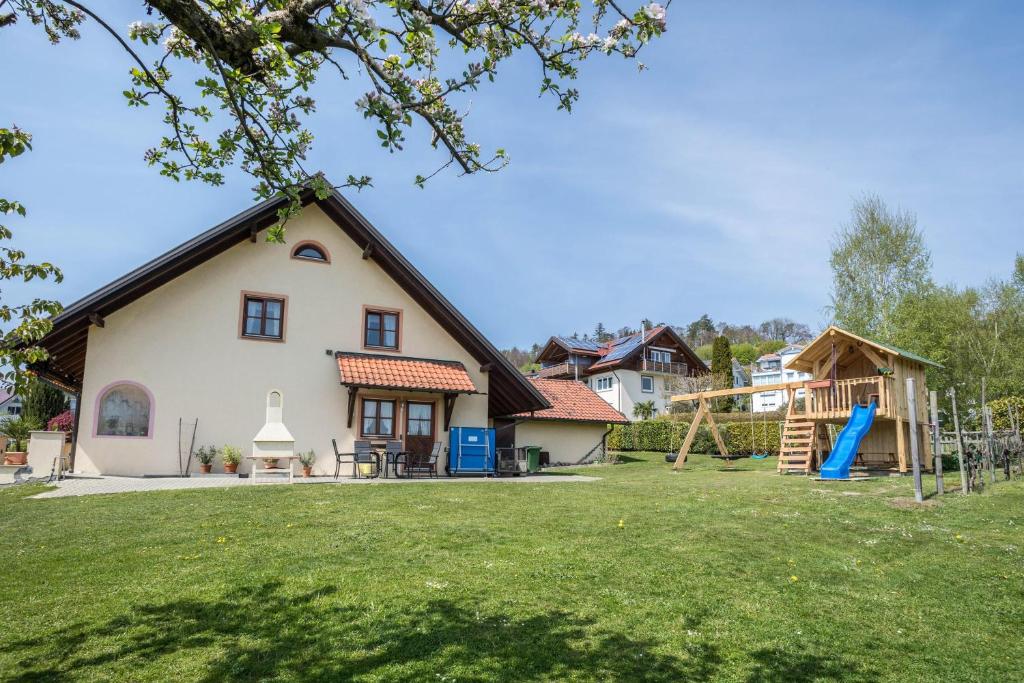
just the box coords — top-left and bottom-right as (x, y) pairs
(195, 445), (216, 474)
(0, 416), (41, 465)
(220, 445), (242, 474)
(298, 449), (316, 477)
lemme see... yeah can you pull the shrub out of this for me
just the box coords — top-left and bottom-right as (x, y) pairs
(47, 409), (74, 432)
(299, 449), (317, 467)
(194, 445), (216, 465)
(608, 419), (783, 455)
(0, 416), (42, 451)
(989, 396), (1024, 431)
(220, 445), (242, 466)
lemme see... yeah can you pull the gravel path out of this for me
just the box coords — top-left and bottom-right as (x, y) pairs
(31, 472), (600, 499)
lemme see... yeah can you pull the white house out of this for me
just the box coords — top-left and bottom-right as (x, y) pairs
(531, 327), (707, 420)
(0, 389), (22, 416)
(30, 188), (554, 476)
(750, 344), (811, 412)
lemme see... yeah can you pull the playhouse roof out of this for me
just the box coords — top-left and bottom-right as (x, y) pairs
(785, 325), (942, 373)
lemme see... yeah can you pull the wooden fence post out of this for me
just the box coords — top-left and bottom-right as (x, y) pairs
(930, 390), (943, 496)
(906, 378), (924, 503)
(949, 387), (969, 494)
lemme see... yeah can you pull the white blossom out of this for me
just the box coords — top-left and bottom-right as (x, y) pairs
(643, 2), (666, 21)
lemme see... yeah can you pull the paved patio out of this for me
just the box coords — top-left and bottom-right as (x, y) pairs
(31, 472), (601, 499)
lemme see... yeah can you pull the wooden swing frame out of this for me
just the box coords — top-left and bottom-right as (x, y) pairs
(671, 381), (805, 470)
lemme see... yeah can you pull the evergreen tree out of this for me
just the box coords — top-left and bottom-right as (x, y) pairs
(22, 378), (66, 426)
(710, 335), (734, 412)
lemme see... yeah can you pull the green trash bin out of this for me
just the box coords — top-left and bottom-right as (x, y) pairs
(525, 446), (541, 473)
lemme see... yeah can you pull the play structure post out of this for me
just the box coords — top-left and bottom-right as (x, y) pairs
(948, 387), (969, 494)
(905, 378), (924, 503)
(930, 390), (943, 496)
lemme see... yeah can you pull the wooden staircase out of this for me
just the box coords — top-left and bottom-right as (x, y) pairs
(778, 418), (817, 474)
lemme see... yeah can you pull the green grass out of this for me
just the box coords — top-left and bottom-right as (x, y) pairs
(1, 453), (1023, 682)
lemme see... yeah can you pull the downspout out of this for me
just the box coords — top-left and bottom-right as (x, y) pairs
(68, 391), (82, 473)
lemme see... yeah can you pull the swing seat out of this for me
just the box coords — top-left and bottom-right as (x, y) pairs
(750, 453), (770, 460)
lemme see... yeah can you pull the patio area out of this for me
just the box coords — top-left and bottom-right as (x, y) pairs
(30, 472), (601, 499)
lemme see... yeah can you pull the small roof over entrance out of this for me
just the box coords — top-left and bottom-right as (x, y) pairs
(335, 352), (478, 394)
(785, 325), (941, 374)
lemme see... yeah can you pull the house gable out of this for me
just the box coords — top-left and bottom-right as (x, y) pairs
(34, 189), (547, 418)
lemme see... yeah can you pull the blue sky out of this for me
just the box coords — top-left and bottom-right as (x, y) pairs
(2, 1), (1022, 349)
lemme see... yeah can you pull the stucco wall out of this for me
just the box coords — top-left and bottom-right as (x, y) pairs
(514, 420), (608, 466)
(74, 205), (489, 476)
(591, 370), (673, 421)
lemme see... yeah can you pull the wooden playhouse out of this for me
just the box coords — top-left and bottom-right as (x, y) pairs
(775, 326), (940, 474)
(670, 325), (940, 475)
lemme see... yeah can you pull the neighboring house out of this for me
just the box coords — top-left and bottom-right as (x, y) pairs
(506, 378), (628, 466)
(750, 344), (811, 412)
(0, 389), (22, 416)
(31, 188), (552, 476)
(532, 327), (707, 420)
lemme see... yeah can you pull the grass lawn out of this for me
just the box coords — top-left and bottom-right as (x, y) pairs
(1, 453), (1023, 682)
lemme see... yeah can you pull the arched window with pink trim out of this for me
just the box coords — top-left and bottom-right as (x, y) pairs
(94, 381), (154, 438)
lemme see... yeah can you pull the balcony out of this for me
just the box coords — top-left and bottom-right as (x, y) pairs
(534, 362), (586, 379)
(801, 376), (895, 420)
(640, 357), (689, 375)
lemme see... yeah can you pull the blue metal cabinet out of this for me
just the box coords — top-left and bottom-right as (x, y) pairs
(448, 427), (495, 475)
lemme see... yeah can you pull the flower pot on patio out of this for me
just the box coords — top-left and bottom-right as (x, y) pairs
(302, 465), (312, 478)
(199, 463), (212, 474)
(3, 452), (26, 466)
(224, 462), (238, 474)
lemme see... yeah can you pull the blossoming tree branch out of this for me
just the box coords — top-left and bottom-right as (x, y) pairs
(4, 0), (668, 226)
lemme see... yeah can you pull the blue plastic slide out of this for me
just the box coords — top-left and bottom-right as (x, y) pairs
(820, 401), (876, 480)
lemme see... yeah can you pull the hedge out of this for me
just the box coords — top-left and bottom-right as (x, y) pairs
(608, 419), (784, 455)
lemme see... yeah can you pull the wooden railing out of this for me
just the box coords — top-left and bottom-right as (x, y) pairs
(641, 358), (689, 375)
(534, 362), (584, 379)
(802, 376), (895, 420)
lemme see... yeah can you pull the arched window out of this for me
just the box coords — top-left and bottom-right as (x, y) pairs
(95, 382), (153, 437)
(291, 241), (330, 263)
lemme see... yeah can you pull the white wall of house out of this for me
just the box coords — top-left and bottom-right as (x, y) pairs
(514, 420), (609, 466)
(588, 370), (673, 420)
(74, 205), (490, 476)
(752, 347), (811, 413)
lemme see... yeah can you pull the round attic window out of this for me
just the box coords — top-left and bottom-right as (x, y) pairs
(291, 242), (329, 263)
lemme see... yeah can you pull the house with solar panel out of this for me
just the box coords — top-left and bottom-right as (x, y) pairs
(531, 327), (707, 419)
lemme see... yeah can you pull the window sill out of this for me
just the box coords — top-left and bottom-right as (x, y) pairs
(242, 334), (285, 343)
(362, 345), (401, 353)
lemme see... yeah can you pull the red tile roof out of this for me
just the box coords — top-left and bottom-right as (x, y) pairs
(336, 352), (477, 393)
(512, 378), (629, 424)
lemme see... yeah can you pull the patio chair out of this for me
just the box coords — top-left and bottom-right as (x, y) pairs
(405, 442), (442, 478)
(353, 440), (380, 479)
(382, 440), (407, 478)
(332, 438), (349, 480)
(333, 439), (377, 479)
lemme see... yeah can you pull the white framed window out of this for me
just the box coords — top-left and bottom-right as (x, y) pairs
(641, 375), (654, 393)
(649, 349), (671, 364)
(595, 377), (613, 391)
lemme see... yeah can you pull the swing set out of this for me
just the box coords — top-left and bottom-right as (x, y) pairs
(670, 381), (805, 469)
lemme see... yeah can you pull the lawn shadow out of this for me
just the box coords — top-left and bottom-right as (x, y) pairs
(745, 646), (881, 683)
(2, 581), (722, 682)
